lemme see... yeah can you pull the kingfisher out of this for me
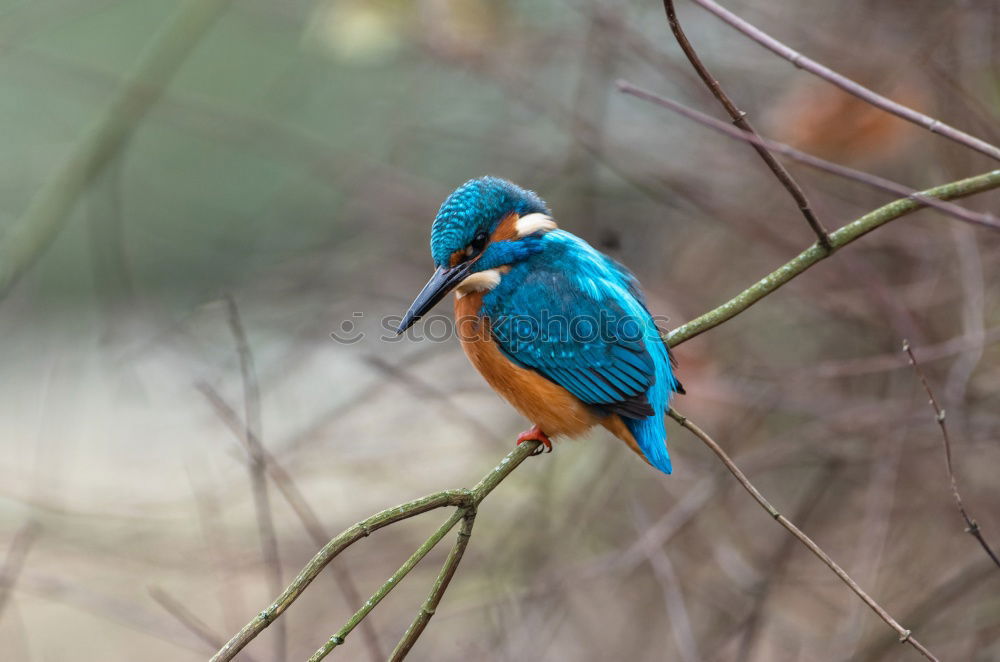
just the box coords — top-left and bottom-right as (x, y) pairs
(397, 177), (683, 473)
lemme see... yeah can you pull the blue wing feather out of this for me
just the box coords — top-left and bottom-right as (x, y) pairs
(482, 231), (679, 473)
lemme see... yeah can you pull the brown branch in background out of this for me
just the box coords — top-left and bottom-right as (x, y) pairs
(196, 381), (384, 661)
(667, 409), (940, 661)
(223, 295), (286, 662)
(903, 340), (1000, 569)
(689, 0), (1000, 162)
(148, 586), (262, 662)
(617, 80), (1000, 231)
(661, 0), (832, 249)
(0, 521), (41, 620)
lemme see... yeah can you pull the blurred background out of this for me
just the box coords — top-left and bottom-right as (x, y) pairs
(1, 0), (999, 660)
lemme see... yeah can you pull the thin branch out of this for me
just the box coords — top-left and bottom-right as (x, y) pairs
(210, 441), (539, 662)
(148, 586), (262, 662)
(903, 340), (1000, 569)
(197, 382), (384, 660)
(0, 0), (233, 298)
(618, 81), (1000, 231)
(661, 168), (1000, 346)
(308, 508), (469, 661)
(389, 509), (477, 661)
(667, 409), (940, 661)
(223, 295), (285, 662)
(0, 521), (41, 620)
(661, 0), (831, 249)
(689, 0), (1000, 162)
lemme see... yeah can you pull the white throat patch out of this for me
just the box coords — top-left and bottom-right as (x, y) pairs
(515, 213), (557, 237)
(455, 269), (502, 298)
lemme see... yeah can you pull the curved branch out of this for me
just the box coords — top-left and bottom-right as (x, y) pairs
(689, 0), (1000, 162)
(668, 409), (939, 661)
(661, 0), (831, 248)
(666, 169), (1000, 346)
(210, 442), (539, 662)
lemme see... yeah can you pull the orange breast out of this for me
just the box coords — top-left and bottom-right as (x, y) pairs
(454, 292), (598, 439)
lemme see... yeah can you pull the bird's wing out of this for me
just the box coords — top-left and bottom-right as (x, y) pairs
(484, 265), (658, 419)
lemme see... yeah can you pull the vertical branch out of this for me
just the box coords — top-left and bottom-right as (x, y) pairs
(197, 382), (384, 661)
(661, 0), (832, 249)
(389, 509), (477, 661)
(903, 341), (1000, 569)
(0, 522), (41, 620)
(667, 409), (940, 661)
(224, 295), (285, 662)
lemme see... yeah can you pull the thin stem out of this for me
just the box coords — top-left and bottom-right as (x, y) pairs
(224, 296), (285, 662)
(389, 510), (478, 661)
(667, 409), (940, 661)
(618, 81), (1000, 231)
(661, 0), (831, 249)
(689, 0), (1000, 162)
(663, 169), (1000, 346)
(308, 509), (468, 661)
(902, 341), (1000, 569)
(210, 441), (539, 662)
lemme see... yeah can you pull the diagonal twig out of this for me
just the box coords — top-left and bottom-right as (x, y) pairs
(196, 381), (385, 661)
(223, 295), (285, 662)
(903, 340), (1000, 569)
(618, 80), (1000, 231)
(667, 408), (940, 661)
(689, 0), (1000, 162)
(661, 0), (831, 249)
(661, 168), (1000, 346)
(210, 441), (540, 662)
(0, 521), (41, 621)
(149, 586), (262, 662)
(388, 508), (477, 661)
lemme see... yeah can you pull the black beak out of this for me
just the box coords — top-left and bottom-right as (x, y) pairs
(397, 262), (472, 334)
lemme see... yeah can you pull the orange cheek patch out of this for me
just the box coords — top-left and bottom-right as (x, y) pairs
(491, 213), (520, 242)
(448, 250), (465, 267)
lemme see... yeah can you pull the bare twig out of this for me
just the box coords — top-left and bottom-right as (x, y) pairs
(667, 408), (939, 661)
(618, 81), (1000, 231)
(210, 441), (540, 662)
(308, 508), (470, 661)
(388, 509), (477, 661)
(661, 0), (831, 249)
(0, 522), (41, 620)
(903, 340), (1000, 569)
(658, 168), (1000, 346)
(223, 295), (285, 662)
(197, 381), (384, 661)
(689, 0), (1000, 162)
(148, 586), (261, 662)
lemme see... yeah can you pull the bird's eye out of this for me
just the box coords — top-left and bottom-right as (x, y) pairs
(467, 232), (488, 257)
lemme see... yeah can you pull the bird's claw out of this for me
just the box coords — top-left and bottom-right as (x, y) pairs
(516, 425), (553, 456)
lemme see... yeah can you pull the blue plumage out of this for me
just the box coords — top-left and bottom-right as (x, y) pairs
(431, 177), (548, 266)
(483, 231), (680, 473)
(400, 176), (683, 474)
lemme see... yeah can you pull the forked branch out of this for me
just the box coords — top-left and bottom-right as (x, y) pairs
(903, 341), (1000, 570)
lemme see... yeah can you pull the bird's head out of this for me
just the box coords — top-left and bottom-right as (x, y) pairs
(397, 176), (557, 334)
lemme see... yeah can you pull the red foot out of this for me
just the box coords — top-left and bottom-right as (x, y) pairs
(516, 425), (553, 456)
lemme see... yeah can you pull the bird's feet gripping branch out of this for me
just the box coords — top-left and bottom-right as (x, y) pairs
(396, 176), (683, 474)
(516, 424), (553, 455)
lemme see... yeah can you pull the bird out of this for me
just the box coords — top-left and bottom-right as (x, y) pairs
(396, 176), (683, 473)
